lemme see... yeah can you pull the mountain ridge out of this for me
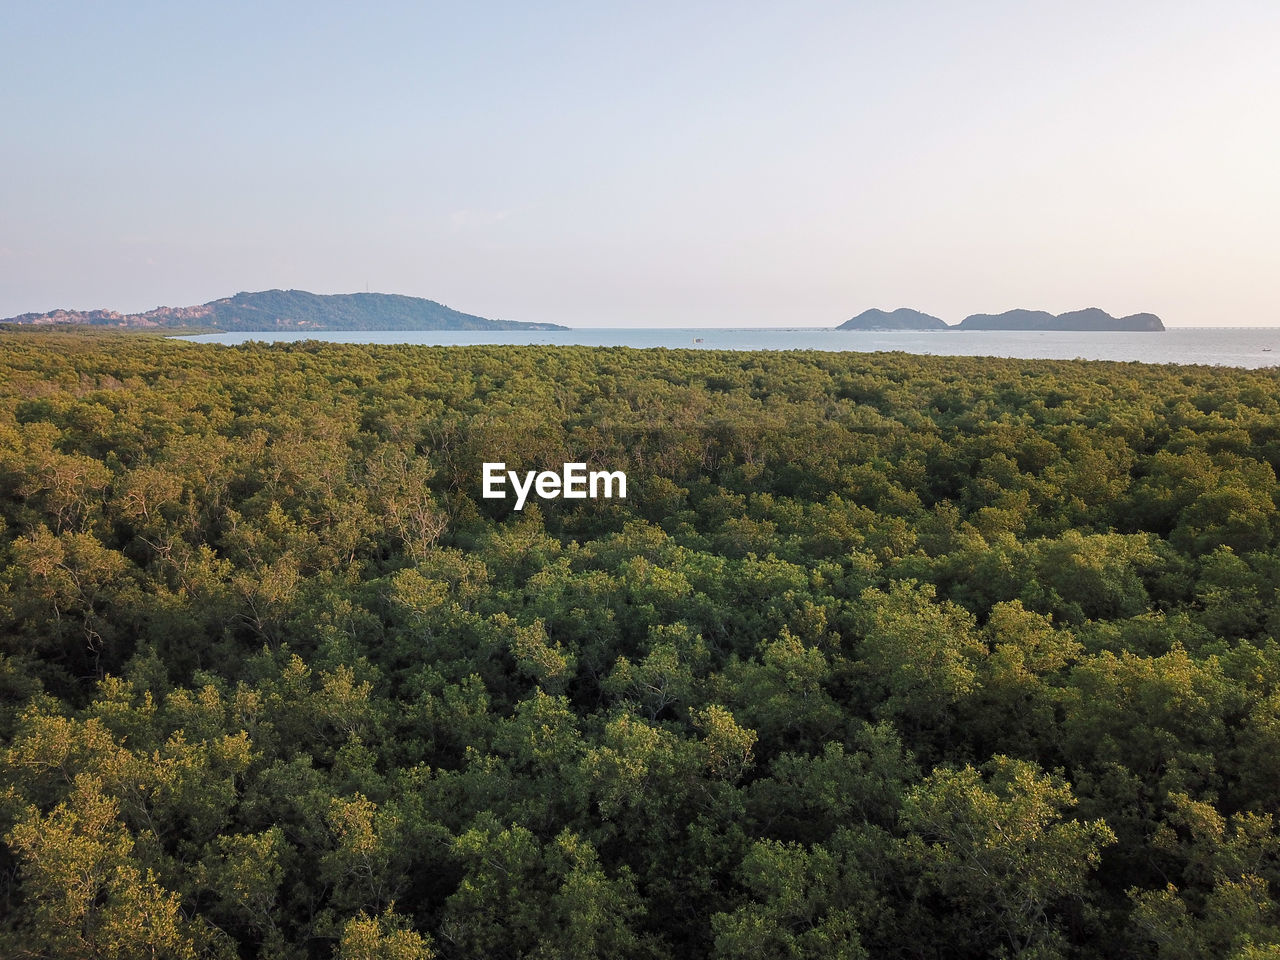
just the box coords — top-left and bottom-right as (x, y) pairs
(2, 289), (568, 332)
(957, 307), (1165, 331)
(838, 307), (1165, 331)
(838, 308), (948, 330)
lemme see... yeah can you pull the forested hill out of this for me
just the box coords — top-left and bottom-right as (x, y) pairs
(957, 307), (1165, 330)
(2, 288), (569, 331)
(837, 307), (1166, 331)
(4, 331), (1280, 958)
(838, 307), (948, 330)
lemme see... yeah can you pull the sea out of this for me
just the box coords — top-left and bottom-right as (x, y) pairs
(180, 327), (1280, 369)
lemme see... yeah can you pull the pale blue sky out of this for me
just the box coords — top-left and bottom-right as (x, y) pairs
(3, 1), (1278, 326)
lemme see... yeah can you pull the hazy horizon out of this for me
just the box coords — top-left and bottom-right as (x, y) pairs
(4, 2), (1278, 328)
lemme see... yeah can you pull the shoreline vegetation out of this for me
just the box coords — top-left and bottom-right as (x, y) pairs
(2, 331), (1280, 957)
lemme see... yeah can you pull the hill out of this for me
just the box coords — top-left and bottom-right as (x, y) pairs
(838, 307), (948, 330)
(2, 289), (568, 332)
(957, 307), (1165, 331)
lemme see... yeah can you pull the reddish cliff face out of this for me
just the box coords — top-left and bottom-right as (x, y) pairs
(5, 303), (216, 327)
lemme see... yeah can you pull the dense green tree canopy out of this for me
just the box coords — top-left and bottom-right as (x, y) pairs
(3, 329), (1280, 957)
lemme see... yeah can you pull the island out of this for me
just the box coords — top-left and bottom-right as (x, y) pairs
(957, 307), (1165, 331)
(838, 308), (948, 330)
(838, 306), (1165, 332)
(1, 289), (569, 332)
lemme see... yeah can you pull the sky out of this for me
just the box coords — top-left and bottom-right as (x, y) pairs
(3, 1), (1278, 328)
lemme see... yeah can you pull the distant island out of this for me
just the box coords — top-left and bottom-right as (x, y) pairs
(839, 306), (1165, 332)
(2, 289), (569, 332)
(838, 308), (948, 330)
(957, 307), (1165, 331)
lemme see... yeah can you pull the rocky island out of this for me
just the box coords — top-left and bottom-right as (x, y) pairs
(838, 308), (949, 330)
(956, 307), (1165, 331)
(838, 306), (1165, 332)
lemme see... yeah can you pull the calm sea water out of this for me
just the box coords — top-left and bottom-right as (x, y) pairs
(181, 327), (1280, 369)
